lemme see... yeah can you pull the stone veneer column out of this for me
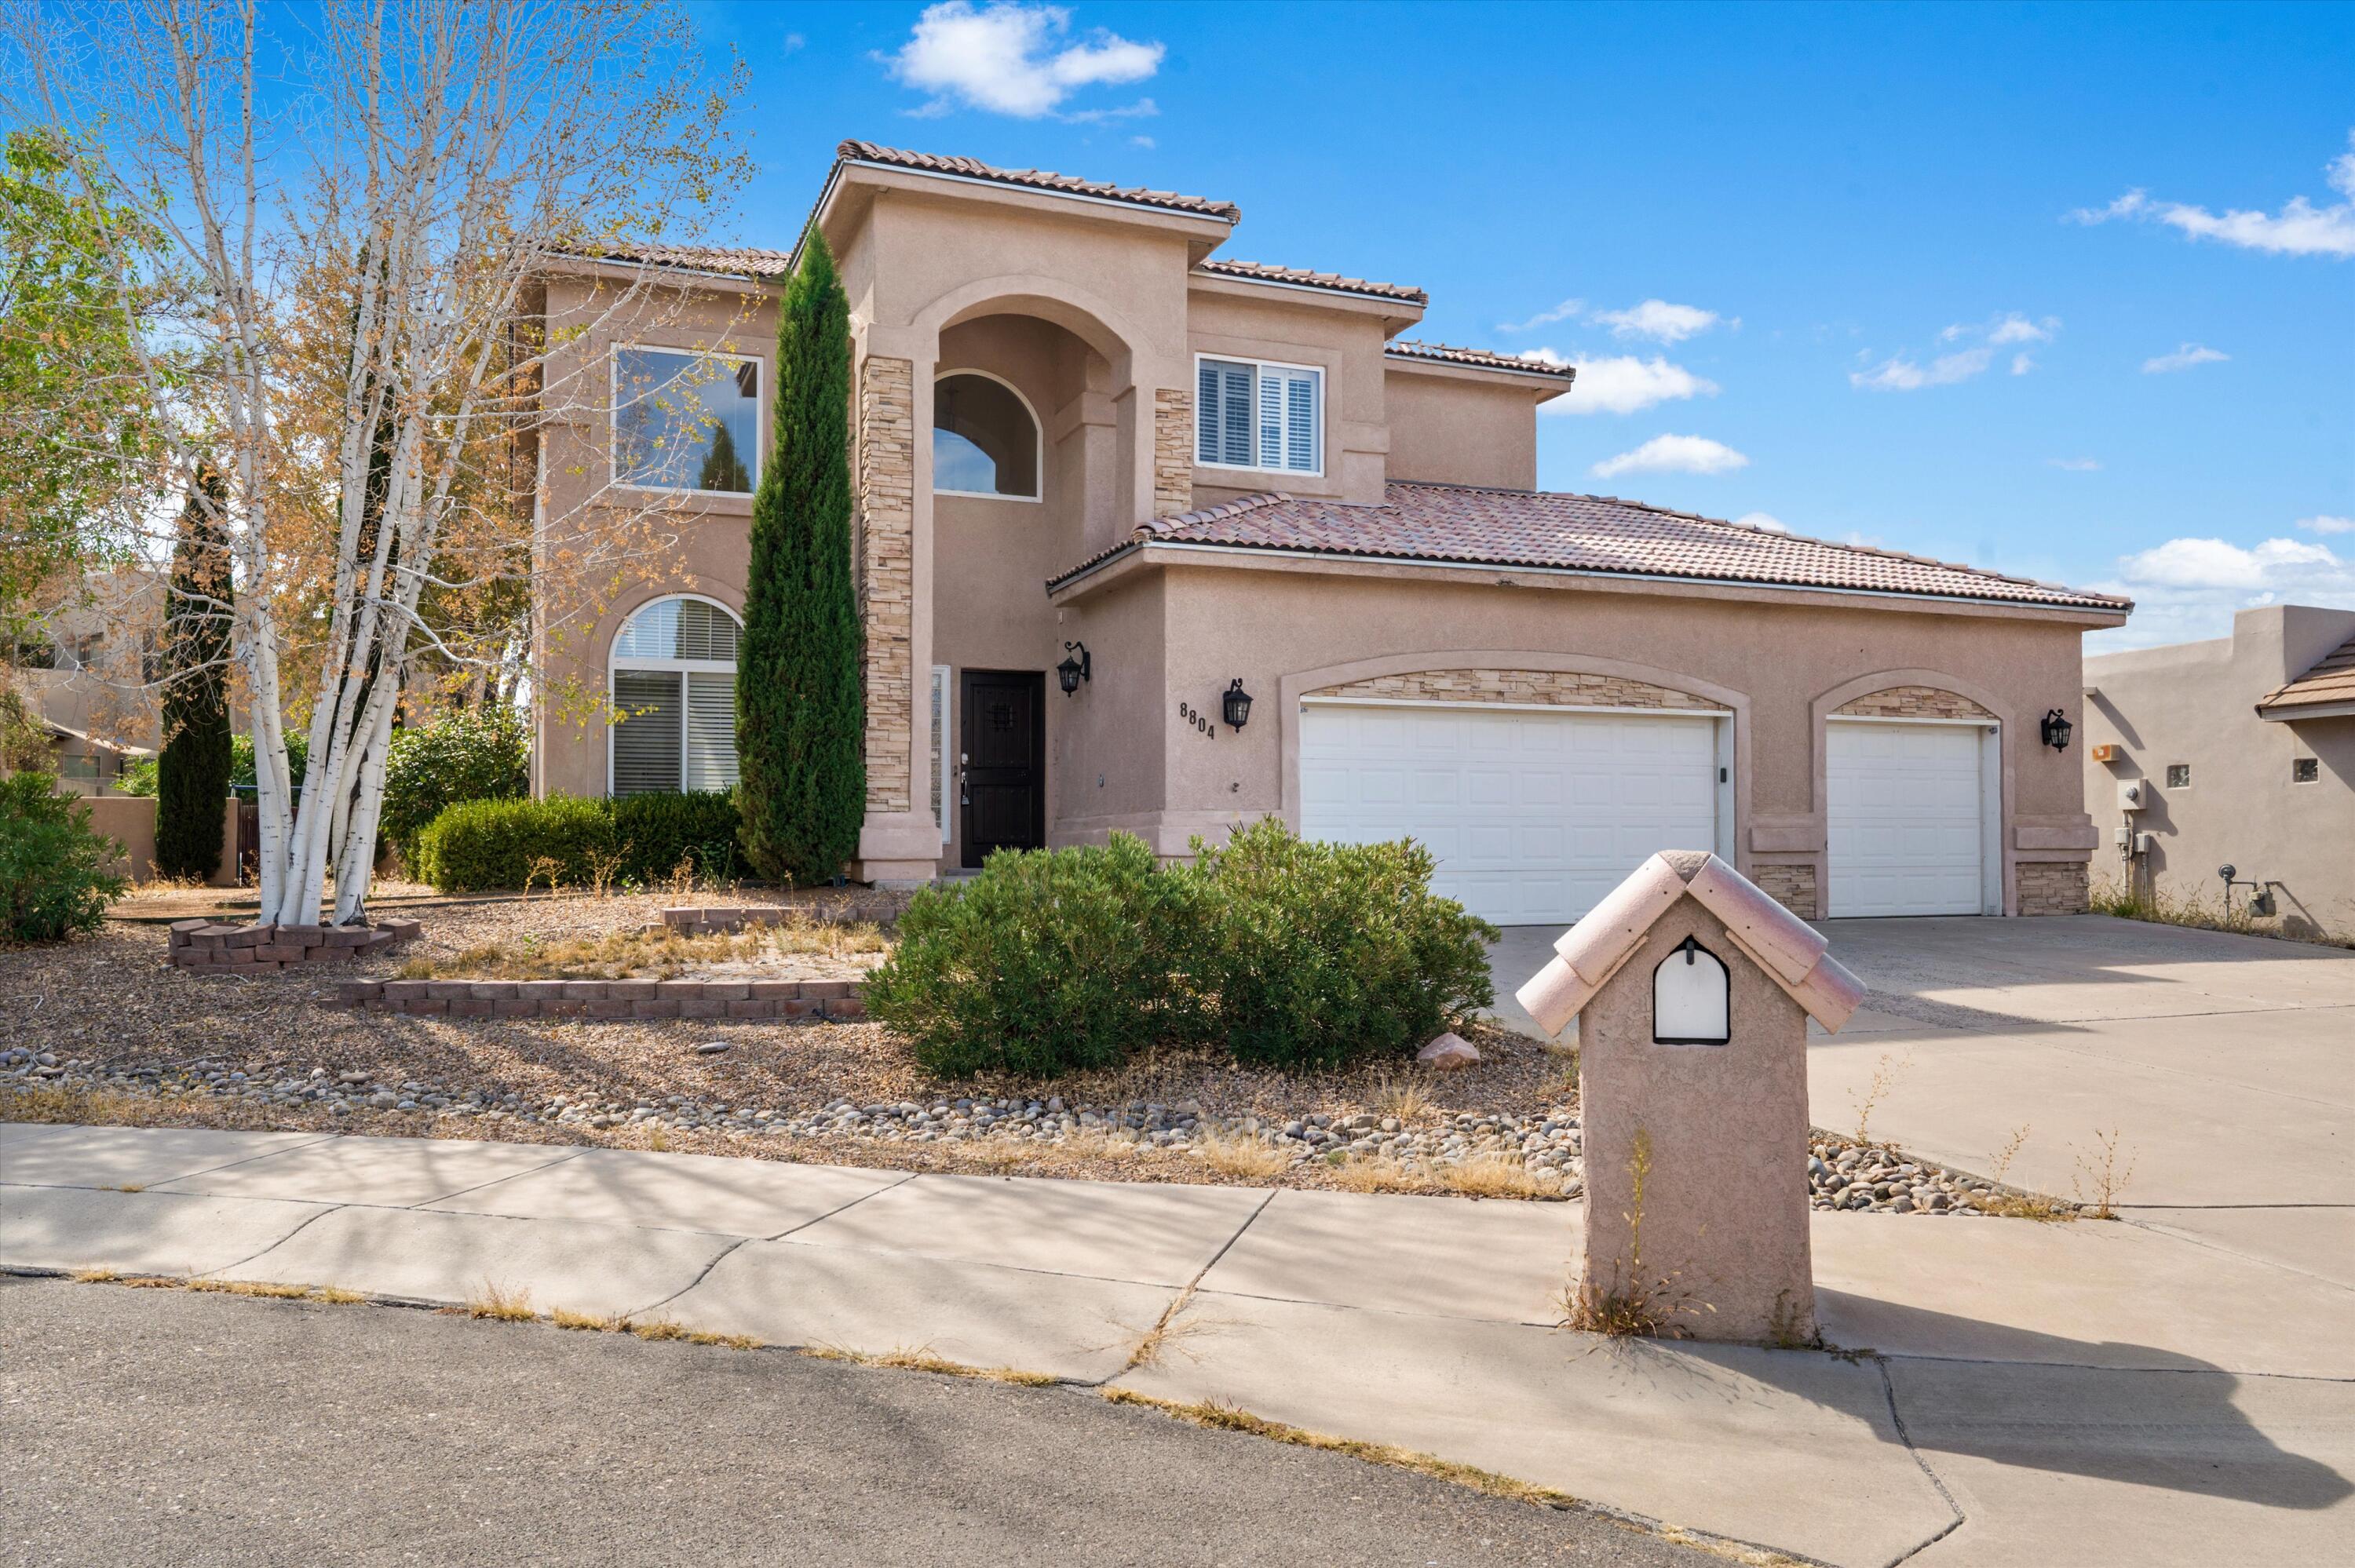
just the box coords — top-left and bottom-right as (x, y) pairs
(857, 356), (915, 814)
(2017, 860), (2090, 915)
(1152, 388), (1193, 518)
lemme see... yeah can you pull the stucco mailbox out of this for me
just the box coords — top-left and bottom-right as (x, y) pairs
(1517, 850), (1866, 1344)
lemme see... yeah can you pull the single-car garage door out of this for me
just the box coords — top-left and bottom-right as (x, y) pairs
(1299, 702), (1721, 925)
(1826, 720), (1990, 917)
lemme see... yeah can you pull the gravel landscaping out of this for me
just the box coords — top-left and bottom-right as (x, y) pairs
(2, 898), (2068, 1213)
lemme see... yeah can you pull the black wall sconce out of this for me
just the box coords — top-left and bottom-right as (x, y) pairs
(1221, 678), (1254, 730)
(2040, 708), (2072, 752)
(1057, 641), (1090, 695)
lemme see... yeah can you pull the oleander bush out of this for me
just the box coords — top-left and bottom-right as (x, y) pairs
(1185, 818), (1498, 1071)
(864, 819), (1497, 1078)
(380, 709), (531, 868)
(0, 771), (127, 943)
(864, 833), (1203, 1078)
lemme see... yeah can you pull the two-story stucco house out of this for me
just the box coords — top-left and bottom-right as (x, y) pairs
(528, 140), (2128, 923)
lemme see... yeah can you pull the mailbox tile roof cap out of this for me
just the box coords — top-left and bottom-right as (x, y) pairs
(1515, 851), (1867, 1035)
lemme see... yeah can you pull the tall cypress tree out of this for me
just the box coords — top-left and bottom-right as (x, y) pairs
(736, 229), (864, 885)
(155, 464), (233, 879)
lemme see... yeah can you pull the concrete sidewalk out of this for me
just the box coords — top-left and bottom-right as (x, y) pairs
(5, 1122), (2350, 1566)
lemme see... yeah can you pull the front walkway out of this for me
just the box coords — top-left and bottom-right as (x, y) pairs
(5, 1122), (2348, 1566)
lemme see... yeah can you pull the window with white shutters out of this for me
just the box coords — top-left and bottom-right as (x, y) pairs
(609, 595), (742, 796)
(1196, 356), (1320, 474)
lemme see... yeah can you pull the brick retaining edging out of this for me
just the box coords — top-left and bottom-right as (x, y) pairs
(657, 900), (907, 935)
(170, 918), (422, 972)
(336, 977), (866, 1022)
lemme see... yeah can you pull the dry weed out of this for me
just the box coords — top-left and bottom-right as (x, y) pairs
(2072, 1126), (2138, 1219)
(1847, 1052), (1911, 1145)
(1324, 1157), (1438, 1195)
(800, 1344), (1057, 1386)
(1192, 1129), (1289, 1180)
(1436, 1154), (1565, 1200)
(466, 1282), (535, 1322)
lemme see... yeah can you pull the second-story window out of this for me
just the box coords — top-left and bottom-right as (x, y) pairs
(933, 372), (1040, 499)
(614, 346), (761, 495)
(1197, 356), (1321, 475)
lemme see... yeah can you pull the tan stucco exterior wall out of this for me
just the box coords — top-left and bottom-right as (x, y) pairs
(1185, 286), (1393, 507)
(2083, 605), (2355, 939)
(1050, 556), (2101, 916)
(1382, 368), (1542, 490)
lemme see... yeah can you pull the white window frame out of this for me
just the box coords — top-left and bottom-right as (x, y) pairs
(931, 369), (1044, 503)
(1192, 352), (1324, 478)
(606, 592), (743, 796)
(609, 342), (766, 499)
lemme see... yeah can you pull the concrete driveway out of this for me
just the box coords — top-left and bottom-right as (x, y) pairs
(1488, 913), (2355, 1285)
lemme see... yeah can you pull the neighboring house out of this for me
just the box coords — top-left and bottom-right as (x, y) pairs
(529, 140), (2127, 922)
(2082, 605), (2355, 939)
(8, 568), (162, 796)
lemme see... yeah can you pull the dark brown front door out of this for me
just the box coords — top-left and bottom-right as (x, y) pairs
(959, 669), (1045, 868)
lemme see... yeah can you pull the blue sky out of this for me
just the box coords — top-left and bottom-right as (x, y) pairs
(691, 1), (2353, 649)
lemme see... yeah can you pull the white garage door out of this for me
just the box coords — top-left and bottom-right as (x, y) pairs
(1299, 702), (1721, 925)
(1827, 720), (1988, 917)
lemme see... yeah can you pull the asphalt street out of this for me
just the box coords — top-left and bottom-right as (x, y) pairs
(0, 1274), (1718, 1567)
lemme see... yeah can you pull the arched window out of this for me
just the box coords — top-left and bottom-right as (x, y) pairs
(609, 596), (741, 796)
(933, 371), (1041, 499)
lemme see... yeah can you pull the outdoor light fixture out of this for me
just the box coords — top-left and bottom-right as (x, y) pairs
(2040, 708), (2072, 752)
(1057, 641), (1090, 695)
(1221, 678), (1253, 730)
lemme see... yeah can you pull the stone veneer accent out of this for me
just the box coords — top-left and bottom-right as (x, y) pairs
(1152, 388), (1194, 517)
(1835, 685), (1994, 721)
(2017, 860), (2090, 916)
(1311, 668), (1718, 710)
(1751, 863), (1819, 921)
(335, 976), (865, 1021)
(857, 355), (915, 812)
(169, 918), (421, 972)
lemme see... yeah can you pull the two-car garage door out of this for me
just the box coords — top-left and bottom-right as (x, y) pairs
(1299, 702), (1721, 926)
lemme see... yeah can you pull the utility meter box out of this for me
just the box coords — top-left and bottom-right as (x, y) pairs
(2117, 779), (2146, 812)
(1517, 850), (1865, 1344)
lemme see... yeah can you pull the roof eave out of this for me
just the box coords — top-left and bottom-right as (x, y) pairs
(1048, 537), (2130, 622)
(2258, 696), (2355, 721)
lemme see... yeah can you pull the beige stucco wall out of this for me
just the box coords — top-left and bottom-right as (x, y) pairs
(2083, 605), (2355, 939)
(1050, 554), (2102, 915)
(1185, 286), (1392, 507)
(1382, 367), (1541, 490)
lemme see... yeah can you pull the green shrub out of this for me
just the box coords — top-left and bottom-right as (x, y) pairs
(231, 731), (307, 796)
(863, 833), (1204, 1078)
(117, 756), (159, 796)
(611, 789), (740, 884)
(0, 771), (126, 942)
(413, 794), (615, 892)
(380, 709), (530, 867)
(1185, 819), (1497, 1071)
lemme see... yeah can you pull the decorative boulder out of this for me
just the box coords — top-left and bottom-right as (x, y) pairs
(1415, 1031), (1481, 1070)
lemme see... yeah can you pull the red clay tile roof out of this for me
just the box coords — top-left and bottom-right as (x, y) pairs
(1048, 481), (2130, 613)
(1194, 259), (1426, 304)
(1386, 341), (1576, 379)
(569, 243), (798, 279)
(2258, 629), (2355, 713)
(837, 140), (1240, 222)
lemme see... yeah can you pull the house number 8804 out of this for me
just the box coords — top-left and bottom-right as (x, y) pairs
(1176, 700), (1218, 738)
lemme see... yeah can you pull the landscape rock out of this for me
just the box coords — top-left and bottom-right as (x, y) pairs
(1415, 1032), (1481, 1070)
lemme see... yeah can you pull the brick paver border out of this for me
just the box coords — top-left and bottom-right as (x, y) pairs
(334, 976), (867, 1022)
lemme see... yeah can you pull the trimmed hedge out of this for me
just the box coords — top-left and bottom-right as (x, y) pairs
(865, 819), (1497, 1079)
(411, 790), (742, 892)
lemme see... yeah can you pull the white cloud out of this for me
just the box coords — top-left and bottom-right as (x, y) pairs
(2011, 352), (2036, 376)
(1127, 134), (1155, 149)
(886, 2), (1163, 119)
(2141, 343), (2229, 374)
(2069, 131), (2355, 259)
(1850, 345), (1994, 392)
(2047, 457), (2102, 472)
(1532, 353), (1719, 415)
(2088, 534), (2355, 650)
(1988, 312), (2058, 345)
(1593, 299), (1726, 343)
(2298, 514), (2355, 534)
(1591, 434), (1749, 480)
(1734, 512), (1789, 533)
(1498, 297), (1585, 333)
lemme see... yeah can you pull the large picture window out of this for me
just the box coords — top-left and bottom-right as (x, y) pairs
(614, 346), (761, 494)
(609, 596), (741, 795)
(933, 371), (1040, 498)
(1196, 356), (1321, 475)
